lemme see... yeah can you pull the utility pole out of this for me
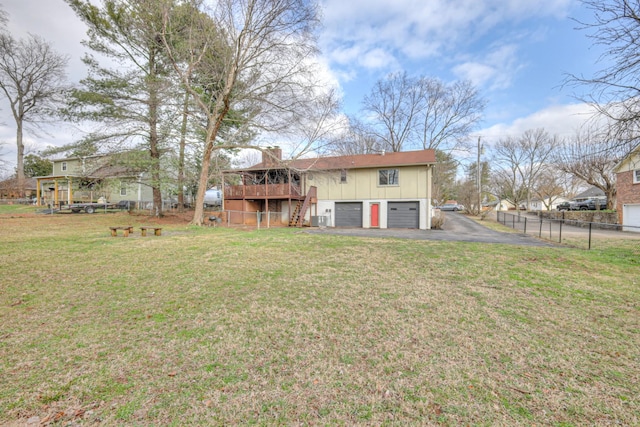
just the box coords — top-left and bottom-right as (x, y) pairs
(477, 136), (482, 216)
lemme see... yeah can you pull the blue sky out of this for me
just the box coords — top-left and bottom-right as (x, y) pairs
(0, 0), (608, 169)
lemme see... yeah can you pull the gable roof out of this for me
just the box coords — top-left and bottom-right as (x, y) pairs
(37, 152), (147, 179)
(614, 143), (640, 173)
(244, 149), (436, 171)
(575, 186), (605, 199)
(0, 177), (37, 189)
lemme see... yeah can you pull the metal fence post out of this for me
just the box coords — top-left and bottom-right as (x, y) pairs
(588, 222), (592, 250)
(524, 217), (527, 234)
(539, 218), (543, 238)
(559, 221), (562, 243)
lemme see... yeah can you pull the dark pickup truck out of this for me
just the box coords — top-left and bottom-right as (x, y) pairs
(576, 199), (608, 211)
(556, 201), (576, 211)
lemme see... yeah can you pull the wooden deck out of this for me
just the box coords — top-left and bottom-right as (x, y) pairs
(224, 184), (303, 200)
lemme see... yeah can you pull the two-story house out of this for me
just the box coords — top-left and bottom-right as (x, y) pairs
(614, 145), (640, 231)
(35, 154), (153, 207)
(223, 148), (436, 229)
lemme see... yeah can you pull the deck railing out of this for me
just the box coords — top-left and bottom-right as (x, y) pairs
(224, 183), (302, 199)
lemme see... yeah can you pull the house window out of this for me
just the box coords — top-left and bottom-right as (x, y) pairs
(634, 169), (640, 184)
(120, 186), (127, 196)
(61, 162), (67, 171)
(379, 169), (399, 186)
(340, 169), (347, 183)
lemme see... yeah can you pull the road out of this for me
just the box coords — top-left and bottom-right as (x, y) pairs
(306, 211), (555, 247)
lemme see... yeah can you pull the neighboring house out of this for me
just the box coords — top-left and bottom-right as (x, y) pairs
(0, 177), (37, 200)
(614, 145), (640, 231)
(223, 147), (436, 229)
(574, 186), (606, 203)
(491, 200), (516, 211)
(528, 197), (568, 211)
(34, 154), (153, 207)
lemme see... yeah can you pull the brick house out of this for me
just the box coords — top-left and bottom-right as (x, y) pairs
(614, 145), (640, 231)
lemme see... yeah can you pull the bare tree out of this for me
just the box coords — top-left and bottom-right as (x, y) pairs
(361, 72), (485, 153)
(330, 116), (383, 156)
(0, 32), (68, 196)
(489, 148), (529, 213)
(491, 129), (558, 210)
(571, 0), (640, 146)
(417, 78), (485, 151)
(160, 0), (323, 225)
(532, 167), (566, 210)
(285, 88), (343, 158)
(554, 127), (633, 209)
(362, 71), (421, 152)
(0, 141), (9, 175)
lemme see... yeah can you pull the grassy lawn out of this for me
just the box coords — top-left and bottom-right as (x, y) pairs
(1, 209), (639, 426)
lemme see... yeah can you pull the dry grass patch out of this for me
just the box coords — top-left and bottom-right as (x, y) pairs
(0, 211), (638, 425)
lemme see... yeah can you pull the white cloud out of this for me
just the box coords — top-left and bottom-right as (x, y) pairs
(479, 103), (600, 143)
(3, 0), (88, 83)
(358, 48), (398, 70)
(320, 0), (574, 70)
(1, 0), (89, 169)
(453, 44), (523, 90)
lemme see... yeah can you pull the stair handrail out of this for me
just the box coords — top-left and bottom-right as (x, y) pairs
(295, 186), (317, 227)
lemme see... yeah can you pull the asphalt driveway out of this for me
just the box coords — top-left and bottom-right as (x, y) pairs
(306, 211), (555, 247)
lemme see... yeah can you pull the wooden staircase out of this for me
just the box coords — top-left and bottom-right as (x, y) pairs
(289, 186), (317, 227)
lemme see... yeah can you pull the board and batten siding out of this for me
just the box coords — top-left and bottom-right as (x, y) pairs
(52, 158), (83, 175)
(310, 165), (430, 200)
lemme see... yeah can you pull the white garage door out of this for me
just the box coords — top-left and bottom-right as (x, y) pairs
(623, 204), (640, 232)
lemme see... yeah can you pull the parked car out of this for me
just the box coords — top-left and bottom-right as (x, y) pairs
(576, 198), (607, 211)
(556, 201), (577, 211)
(438, 203), (463, 211)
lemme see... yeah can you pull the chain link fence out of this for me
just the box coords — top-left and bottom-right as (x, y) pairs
(496, 211), (640, 249)
(202, 209), (288, 228)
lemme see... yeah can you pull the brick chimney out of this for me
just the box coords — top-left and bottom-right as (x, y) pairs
(262, 146), (282, 167)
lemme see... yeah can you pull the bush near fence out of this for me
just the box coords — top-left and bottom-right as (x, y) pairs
(536, 210), (619, 229)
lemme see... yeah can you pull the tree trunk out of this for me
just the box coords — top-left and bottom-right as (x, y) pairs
(15, 120), (25, 198)
(190, 65), (237, 226)
(177, 88), (189, 213)
(148, 48), (163, 217)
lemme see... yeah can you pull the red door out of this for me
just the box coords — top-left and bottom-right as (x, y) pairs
(371, 203), (379, 227)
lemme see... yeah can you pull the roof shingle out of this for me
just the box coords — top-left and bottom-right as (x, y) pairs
(246, 149), (436, 171)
